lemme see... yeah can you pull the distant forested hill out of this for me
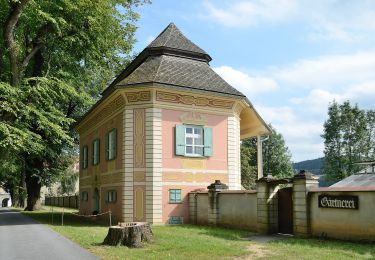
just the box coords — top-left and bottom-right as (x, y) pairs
(293, 157), (324, 175)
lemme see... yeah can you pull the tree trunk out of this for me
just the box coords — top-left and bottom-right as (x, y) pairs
(103, 222), (153, 248)
(24, 173), (41, 211)
(3, 0), (30, 87)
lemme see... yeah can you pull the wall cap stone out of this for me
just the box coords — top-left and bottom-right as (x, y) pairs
(293, 170), (318, 180)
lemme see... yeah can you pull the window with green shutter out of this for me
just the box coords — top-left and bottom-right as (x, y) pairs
(82, 145), (88, 169)
(106, 190), (117, 203)
(81, 191), (88, 201)
(175, 125), (213, 157)
(169, 189), (182, 203)
(92, 138), (100, 165)
(105, 128), (117, 161)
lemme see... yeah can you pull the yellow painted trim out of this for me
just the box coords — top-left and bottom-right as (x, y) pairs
(134, 188), (145, 221)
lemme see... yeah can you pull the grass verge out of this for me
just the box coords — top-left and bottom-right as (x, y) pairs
(18, 207), (375, 260)
(19, 207), (252, 259)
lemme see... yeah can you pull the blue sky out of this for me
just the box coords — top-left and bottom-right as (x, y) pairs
(131, 0), (375, 162)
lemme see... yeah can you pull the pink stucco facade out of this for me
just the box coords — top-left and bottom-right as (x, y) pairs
(162, 109), (228, 170)
(161, 109), (229, 223)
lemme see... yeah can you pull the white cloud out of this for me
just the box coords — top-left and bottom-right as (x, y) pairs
(290, 82), (375, 115)
(275, 52), (375, 89)
(213, 66), (278, 96)
(255, 104), (324, 161)
(201, 1), (375, 43)
(214, 50), (375, 161)
(346, 81), (375, 99)
(202, 0), (297, 28)
(256, 105), (296, 123)
(289, 89), (343, 114)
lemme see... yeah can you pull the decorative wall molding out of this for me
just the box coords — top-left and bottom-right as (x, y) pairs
(179, 112), (207, 125)
(126, 91), (151, 103)
(134, 187), (145, 221)
(134, 171), (146, 182)
(79, 95), (125, 133)
(233, 102), (245, 116)
(156, 91), (234, 109)
(134, 109), (146, 168)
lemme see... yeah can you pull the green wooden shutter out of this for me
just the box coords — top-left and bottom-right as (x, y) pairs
(175, 124), (186, 156)
(204, 127), (213, 156)
(80, 147), (84, 169)
(83, 146), (88, 168)
(92, 141), (95, 165)
(105, 133), (109, 160)
(176, 189), (181, 202)
(97, 139), (100, 164)
(113, 128), (117, 159)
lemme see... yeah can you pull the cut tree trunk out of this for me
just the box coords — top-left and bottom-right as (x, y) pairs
(103, 222), (153, 248)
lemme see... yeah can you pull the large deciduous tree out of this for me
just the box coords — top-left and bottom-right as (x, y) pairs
(322, 101), (374, 182)
(241, 125), (294, 189)
(0, 0), (147, 210)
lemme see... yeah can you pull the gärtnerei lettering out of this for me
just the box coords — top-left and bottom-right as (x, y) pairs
(318, 195), (358, 209)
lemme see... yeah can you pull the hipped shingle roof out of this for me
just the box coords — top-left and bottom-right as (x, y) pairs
(105, 23), (245, 98)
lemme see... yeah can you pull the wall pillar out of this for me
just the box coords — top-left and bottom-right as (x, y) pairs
(257, 135), (263, 180)
(145, 107), (163, 223)
(292, 170), (319, 237)
(227, 116), (241, 190)
(207, 180), (228, 225)
(256, 176), (279, 234)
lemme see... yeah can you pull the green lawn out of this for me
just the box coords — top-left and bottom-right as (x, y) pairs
(19, 207), (375, 260)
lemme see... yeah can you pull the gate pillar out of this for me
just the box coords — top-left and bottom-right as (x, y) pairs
(292, 170), (319, 237)
(256, 175), (279, 234)
(207, 180), (228, 225)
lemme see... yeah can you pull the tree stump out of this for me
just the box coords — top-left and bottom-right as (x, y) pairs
(102, 222), (153, 248)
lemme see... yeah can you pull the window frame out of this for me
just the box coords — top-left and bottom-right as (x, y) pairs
(169, 189), (182, 204)
(92, 138), (100, 166)
(106, 190), (117, 203)
(184, 125), (204, 157)
(81, 191), (88, 201)
(82, 145), (88, 169)
(106, 128), (117, 161)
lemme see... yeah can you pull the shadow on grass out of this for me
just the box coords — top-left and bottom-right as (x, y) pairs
(269, 237), (375, 257)
(21, 210), (109, 228)
(166, 224), (254, 241)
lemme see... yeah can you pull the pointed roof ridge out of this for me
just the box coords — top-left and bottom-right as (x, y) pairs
(147, 23), (211, 61)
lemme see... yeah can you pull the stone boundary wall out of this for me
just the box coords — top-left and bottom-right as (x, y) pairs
(189, 190), (258, 231)
(45, 195), (79, 209)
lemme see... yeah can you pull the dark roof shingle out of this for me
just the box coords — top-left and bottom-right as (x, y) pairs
(117, 55), (244, 97)
(147, 23), (208, 56)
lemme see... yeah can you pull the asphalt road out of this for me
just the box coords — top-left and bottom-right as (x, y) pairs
(0, 207), (98, 260)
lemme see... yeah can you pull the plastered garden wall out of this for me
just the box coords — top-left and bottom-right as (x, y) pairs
(310, 190), (375, 241)
(189, 190), (257, 231)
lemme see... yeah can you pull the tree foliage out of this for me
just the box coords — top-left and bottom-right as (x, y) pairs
(240, 145), (257, 190)
(241, 125), (294, 189)
(57, 159), (78, 195)
(0, 0), (147, 210)
(322, 101), (375, 182)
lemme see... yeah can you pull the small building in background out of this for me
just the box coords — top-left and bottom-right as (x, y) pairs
(0, 188), (11, 207)
(74, 23), (270, 224)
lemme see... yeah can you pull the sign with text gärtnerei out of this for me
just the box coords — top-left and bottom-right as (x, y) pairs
(318, 195), (359, 209)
